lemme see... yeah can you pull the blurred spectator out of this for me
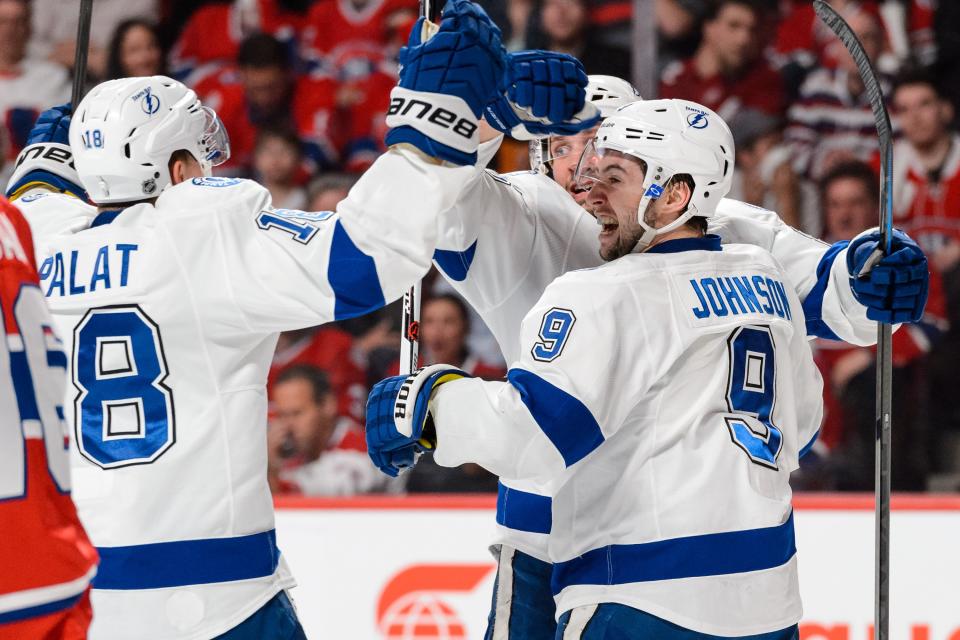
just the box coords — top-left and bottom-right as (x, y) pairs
(0, 0), (70, 176)
(300, 0), (414, 79)
(268, 366), (395, 495)
(534, 0), (630, 78)
(308, 173), (357, 211)
(785, 6), (893, 181)
(106, 19), (165, 80)
(421, 294), (506, 379)
(28, 0), (156, 78)
(656, 0), (710, 67)
(774, 0), (873, 72)
(727, 110), (802, 230)
(660, 0), (785, 123)
(269, 326), (368, 423)
(809, 161), (939, 491)
(888, 67), (960, 481)
(254, 127), (308, 209)
(888, 67), (960, 267)
(196, 33), (337, 174)
(170, 0), (303, 82)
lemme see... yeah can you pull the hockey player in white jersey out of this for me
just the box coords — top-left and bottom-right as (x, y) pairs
(421, 76), (931, 638)
(368, 99), (821, 638)
(0, 2), (601, 637)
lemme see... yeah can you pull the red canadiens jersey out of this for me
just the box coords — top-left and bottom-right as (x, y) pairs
(170, 0), (304, 80)
(660, 57), (786, 121)
(886, 135), (960, 258)
(197, 68), (340, 173)
(301, 0), (415, 81)
(0, 197), (97, 625)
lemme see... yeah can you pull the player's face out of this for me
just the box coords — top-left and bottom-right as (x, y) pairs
(894, 84), (952, 149)
(549, 127), (600, 205)
(272, 379), (338, 460)
(581, 150), (648, 261)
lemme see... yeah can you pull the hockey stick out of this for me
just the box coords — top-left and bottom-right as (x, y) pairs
(71, 0), (94, 108)
(812, 3), (894, 639)
(398, 0), (443, 377)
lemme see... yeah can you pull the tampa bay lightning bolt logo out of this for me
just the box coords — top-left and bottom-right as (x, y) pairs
(140, 88), (160, 115)
(687, 111), (709, 129)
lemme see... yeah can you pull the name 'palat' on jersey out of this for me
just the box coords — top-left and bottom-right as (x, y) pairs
(38, 243), (139, 297)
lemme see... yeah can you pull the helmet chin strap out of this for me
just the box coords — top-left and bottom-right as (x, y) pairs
(631, 173), (698, 253)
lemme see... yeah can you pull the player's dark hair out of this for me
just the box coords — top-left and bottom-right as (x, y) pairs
(892, 65), (946, 101)
(665, 173), (705, 234)
(237, 33), (290, 69)
(107, 19), (165, 80)
(275, 365), (333, 405)
(820, 160), (879, 204)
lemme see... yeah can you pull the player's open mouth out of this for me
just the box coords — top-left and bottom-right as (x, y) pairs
(570, 184), (589, 204)
(596, 214), (618, 235)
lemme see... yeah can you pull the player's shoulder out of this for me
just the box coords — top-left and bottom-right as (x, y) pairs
(157, 177), (271, 215)
(13, 192), (98, 240)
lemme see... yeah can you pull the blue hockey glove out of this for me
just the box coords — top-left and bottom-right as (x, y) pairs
(5, 104), (86, 201)
(483, 50), (601, 140)
(385, 0), (506, 165)
(847, 228), (929, 324)
(365, 364), (471, 477)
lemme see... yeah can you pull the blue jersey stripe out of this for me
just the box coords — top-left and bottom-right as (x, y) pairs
(93, 530), (280, 590)
(802, 241), (848, 341)
(506, 368), (605, 468)
(329, 220), (386, 320)
(551, 512), (796, 595)
(433, 241), (478, 282)
(799, 428), (820, 459)
(0, 591), (85, 624)
(496, 482), (552, 534)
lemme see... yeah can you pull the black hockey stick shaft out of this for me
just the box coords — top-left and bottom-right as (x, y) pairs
(813, 3), (894, 639)
(71, 0), (94, 108)
(399, 0), (443, 376)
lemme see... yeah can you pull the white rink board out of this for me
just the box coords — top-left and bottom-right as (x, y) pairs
(274, 496), (960, 640)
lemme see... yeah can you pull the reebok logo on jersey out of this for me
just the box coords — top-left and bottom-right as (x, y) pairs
(688, 274), (793, 321)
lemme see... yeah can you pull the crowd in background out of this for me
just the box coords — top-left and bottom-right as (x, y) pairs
(1, 0), (958, 494)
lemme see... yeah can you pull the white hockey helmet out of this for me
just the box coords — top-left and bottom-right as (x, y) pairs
(529, 75), (641, 175)
(574, 98), (734, 250)
(70, 76), (230, 204)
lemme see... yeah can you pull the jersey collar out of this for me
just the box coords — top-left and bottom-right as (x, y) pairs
(646, 234), (722, 254)
(91, 209), (125, 228)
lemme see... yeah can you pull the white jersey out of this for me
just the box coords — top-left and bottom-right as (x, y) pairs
(431, 239), (824, 634)
(15, 148), (474, 640)
(433, 141), (872, 560)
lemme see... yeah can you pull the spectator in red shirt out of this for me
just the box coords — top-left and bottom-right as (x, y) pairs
(196, 34), (338, 174)
(268, 366), (396, 495)
(660, 0), (785, 123)
(888, 67), (960, 268)
(169, 0), (303, 82)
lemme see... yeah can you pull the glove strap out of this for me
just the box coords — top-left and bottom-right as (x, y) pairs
(386, 87), (480, 155)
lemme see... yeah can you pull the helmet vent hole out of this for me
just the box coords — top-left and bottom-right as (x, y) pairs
(655, 108), (667, 112)
(124, 144), (131, 158)
(723, 160), (729, 176)
(704, 192), (710, 198)
(720, 145), (727, 154)
(154, 172), (160, 178)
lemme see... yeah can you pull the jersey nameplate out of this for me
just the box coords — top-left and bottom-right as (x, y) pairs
(38, 244), (139, 298)
(672, 270), (793, 324)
